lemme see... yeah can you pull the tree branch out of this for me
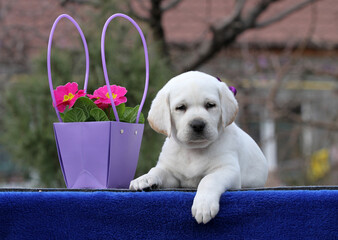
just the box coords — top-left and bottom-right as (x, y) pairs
(138, 0), (152, 12)
(60, 0), (100, 7)
(148, 0), (171, 57)
(284, 112), (338, 131)
(266, 2), (318, 113)
(181, 0), (276, 72)
(243, 0), (279, 28)
(161, 0), (182, 12)
(180, 0), (320, 72)
(127, 1), (151, 22)
(255, 0), (320, 28)
(207, 0), (244, 36)
(213, 0), (246, 31)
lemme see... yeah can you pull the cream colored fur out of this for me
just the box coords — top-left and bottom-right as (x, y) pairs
(130, 71), (268, 224)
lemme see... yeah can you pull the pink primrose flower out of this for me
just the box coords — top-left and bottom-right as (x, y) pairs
(87, 85), (127, 109)
(53, 82), (85, 112)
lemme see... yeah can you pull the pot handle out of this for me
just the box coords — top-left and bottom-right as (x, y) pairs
(47, 14), (89, 122)
(101, 13), (149, 123)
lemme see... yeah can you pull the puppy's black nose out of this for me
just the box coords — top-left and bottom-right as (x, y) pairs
(190, 119), (206, 133)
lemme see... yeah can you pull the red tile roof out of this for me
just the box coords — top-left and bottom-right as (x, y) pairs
(0, 0), (90, 61)
(0, 0), (337, 64)
(161, 0), (338, 48)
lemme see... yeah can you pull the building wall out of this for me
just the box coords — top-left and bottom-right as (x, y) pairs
(198, 48), (338, 185)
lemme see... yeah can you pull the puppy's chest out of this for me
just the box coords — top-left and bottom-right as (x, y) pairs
(169, 152), (209, 187)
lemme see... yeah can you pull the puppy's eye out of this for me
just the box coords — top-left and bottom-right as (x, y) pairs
(175, 104), (187, 111)
(205, 102), (216, 109)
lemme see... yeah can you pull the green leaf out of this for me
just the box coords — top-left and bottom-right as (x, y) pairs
(109, 109), (116, 121)
(59, 112), (65, 121)
(90, 108), (109, 121)
(117, 103), (125, 116)
(87, 116), (96, 122)
(120, 106), (134, 122)
(138, 112), (145, 124)
(129, 106), (139, 123)
(129, 106), (144, 123)
(73, 97), (98, 120)
(120, 105), (144, 123)
(63, 108), (86, 122)
(109, 103), (126, 121)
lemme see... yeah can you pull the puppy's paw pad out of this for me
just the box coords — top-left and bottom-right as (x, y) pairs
(191, 197), (219, 224)
(129, 179), (140, 191)
(129, 175), (161, 191)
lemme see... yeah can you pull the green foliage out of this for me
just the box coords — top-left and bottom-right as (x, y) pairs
(90, 108), (109, 121)
(63, 108), (86, 122)
(62, 97), (144, 123)
(0, 75), (65, 187)
(72, 97), (98, 120)
(108, 104), (145, 124)
(109, 103), (125, 121)
(0, 3), (174, 186)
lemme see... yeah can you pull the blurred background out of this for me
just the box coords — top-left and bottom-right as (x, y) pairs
(0, 0), (337, 188)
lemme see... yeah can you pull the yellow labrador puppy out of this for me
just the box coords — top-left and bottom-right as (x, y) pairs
(130, 71), (268, 224)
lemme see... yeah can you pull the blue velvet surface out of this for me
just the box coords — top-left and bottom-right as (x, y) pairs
(0, 189), (337, 239)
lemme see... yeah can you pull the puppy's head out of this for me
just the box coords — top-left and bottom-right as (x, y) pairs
(148, 71), (238, 148)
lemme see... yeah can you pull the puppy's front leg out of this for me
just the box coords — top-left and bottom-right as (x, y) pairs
(129, 166), (179, 191)
(192, 165), (241, 224)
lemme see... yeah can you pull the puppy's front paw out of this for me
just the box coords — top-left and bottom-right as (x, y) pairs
(191, 194), (220, 224)
(129, 174), (162, 191)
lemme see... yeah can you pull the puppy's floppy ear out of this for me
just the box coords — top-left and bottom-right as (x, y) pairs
(219, 82), (239, 127)
(147, 87), (171, 137)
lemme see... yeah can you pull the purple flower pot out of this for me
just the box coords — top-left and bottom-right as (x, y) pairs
(54, 122), (144, 188)
(48, 14), (149, 189)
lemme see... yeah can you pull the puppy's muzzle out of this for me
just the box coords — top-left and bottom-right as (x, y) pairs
(189, 119), (206, 133)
